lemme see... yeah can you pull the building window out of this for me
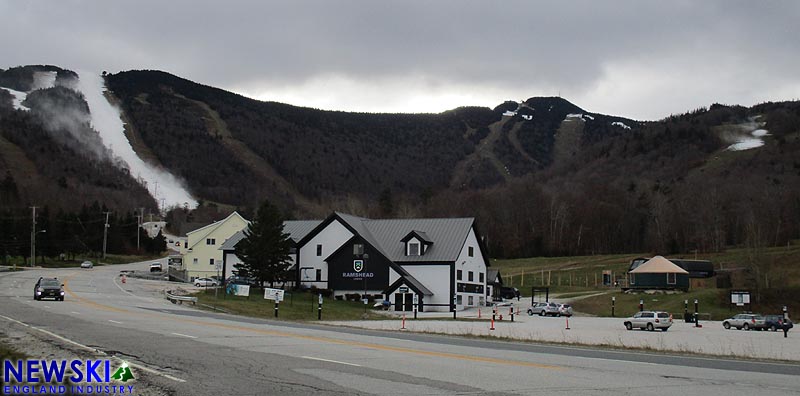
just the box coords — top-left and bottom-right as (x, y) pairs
(456, 295), (463, 305)
(408, 242), (420, 256)
(209, 258), (214, 265)
(667, 273), (677, 285)
(206, 238), (215, 245)
(316, 244), (323, 256)
(629, 274), (636, 285)
(192, 258), (198, 265)
(479, 272), (484, 283)
(468, 296), (474, 306)
(468, 271), (474, 282)
(468, 246), (474, 257)
(457, 270), (462, 280)
(316, 269), (322, 282)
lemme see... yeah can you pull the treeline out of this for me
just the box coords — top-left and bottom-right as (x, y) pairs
(0, 203), (165, 265)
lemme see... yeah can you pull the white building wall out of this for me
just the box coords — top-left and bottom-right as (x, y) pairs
(453, 227), (488, 309)
(224, 252), (242, 279)
(402, 264), (451, 311)
(298, 219), (353, 288)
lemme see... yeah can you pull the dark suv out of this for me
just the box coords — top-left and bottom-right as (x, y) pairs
(499, 287), (520, 300)
(764, 315), (793, 332)
(34, 277), (65, 301)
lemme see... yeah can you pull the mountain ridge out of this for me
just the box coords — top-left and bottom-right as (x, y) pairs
(2, 65), (799, 258)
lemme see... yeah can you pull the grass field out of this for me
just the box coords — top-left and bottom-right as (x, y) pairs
(194, 290), (389, 321)
(492, 242), (800, 320)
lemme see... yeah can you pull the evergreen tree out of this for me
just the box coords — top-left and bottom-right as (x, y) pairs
(234, 200), (292, 288)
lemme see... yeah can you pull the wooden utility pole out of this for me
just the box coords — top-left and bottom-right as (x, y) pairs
(136, 208), (144, 251)
(29, 206), (38, 267)
(102, 212), (111, 259)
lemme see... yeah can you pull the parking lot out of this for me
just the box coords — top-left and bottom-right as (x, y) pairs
(329, 311), (799, 361)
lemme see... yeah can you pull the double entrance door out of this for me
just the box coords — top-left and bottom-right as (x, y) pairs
(394, 292), (413, 311)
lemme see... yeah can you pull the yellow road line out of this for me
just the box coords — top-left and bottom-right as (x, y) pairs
(63, 276), (561, 370)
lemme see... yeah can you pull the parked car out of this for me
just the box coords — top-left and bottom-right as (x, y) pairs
(624, 311), (673, 331)
(763, 315), (793, 332)
(558, 303), (573, 317)
(80, 260), (93, 269)
(149, 262), (163, 272)
(528, 301), (561, 316)
(722, 313), (765, 330)
(499, 287), (520, 300)
(194, 277), (219, 287)
(34, 277), (65, 301)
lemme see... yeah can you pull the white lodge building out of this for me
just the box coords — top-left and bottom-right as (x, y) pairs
(295, 212), (490, 312)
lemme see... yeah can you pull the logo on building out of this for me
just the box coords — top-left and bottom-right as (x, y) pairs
(3, 359), (136, 395)
(353, 259), (364, 272)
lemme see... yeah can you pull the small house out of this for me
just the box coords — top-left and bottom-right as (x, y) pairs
(627, 256), (689, 291)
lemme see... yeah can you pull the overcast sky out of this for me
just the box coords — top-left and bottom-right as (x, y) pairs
(2, 1), (798, 120)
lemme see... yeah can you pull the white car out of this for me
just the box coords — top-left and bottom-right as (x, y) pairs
(80, 261), (93, 269)
(624, 311), (673, 331)
(528, 302), (562, 316)
(194, 278), (219, 287)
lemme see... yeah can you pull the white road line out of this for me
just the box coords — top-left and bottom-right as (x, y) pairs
(0, 314), (30, 327)
(44, 305), (51, 309)
(0, 314), (186, 383)
(71, 311), (81, 315)
(171, 332), (197, 339)
(108, 320), (123, 324)
(301, 356), (362, 367)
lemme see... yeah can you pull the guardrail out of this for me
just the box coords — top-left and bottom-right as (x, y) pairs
(165, 290), (197, 305)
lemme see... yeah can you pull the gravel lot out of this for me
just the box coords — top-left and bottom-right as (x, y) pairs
(329, 313), (799, 361)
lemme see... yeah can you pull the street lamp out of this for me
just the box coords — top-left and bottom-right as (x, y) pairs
(29, 229), (46, 268)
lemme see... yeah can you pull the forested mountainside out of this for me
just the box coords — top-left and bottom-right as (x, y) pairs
(2, 65), (800, 258)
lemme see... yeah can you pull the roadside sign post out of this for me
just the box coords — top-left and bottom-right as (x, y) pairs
(611, 296), (615, 317)
(413, 294), (418, 319)
(214, 260), (222, 301)
(510, 303), (514, 322)
(694, 299), (700, 328)
(318, 293), (323, 320)
(264, 288), (285, 318)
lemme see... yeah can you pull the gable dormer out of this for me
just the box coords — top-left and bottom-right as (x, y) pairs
(400, 230), (433, 256)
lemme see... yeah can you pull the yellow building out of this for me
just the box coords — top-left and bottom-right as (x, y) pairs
(181, 212), (249, 281)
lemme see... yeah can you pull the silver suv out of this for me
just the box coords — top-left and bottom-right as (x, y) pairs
(722, 314), (765, 330)
(624, 311), (673, 331)
(528, 302), (561, 316)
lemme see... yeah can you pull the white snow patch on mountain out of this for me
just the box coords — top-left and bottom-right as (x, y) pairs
(1, 87), (30, 110)
(76, 71), (197, 210)
(727, 139), (765, 151)
(723, 117), (771, 152)
(611, 121), (631, 130)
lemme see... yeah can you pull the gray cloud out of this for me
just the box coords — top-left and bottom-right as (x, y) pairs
(2, 0), (798, 119)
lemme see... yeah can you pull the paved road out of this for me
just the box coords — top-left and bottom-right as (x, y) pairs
(2, 261), (799, 395)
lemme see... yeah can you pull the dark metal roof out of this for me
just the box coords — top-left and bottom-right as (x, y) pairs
(219, 230), (246, 251)
(218, 220), (322, 251)
(363, 218), (475, 262)
(283, 220), (323, 243)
